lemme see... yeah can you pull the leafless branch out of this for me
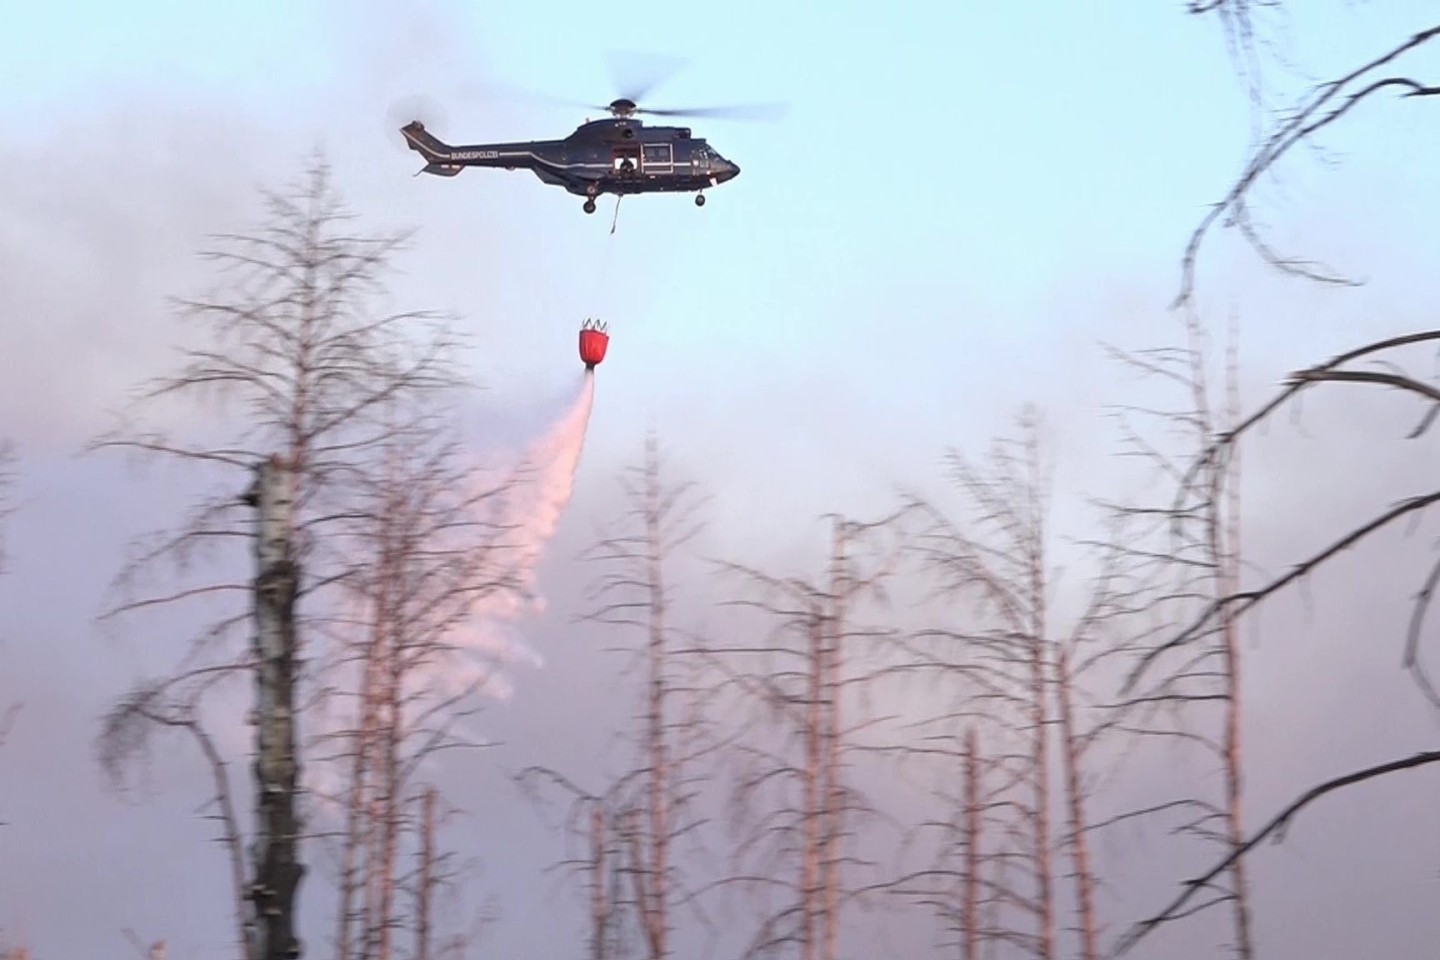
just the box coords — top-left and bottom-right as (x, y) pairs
(1174, 21), (1440, 307)
(1114, 749), (1440, 957)
(98, 687), (254, 959)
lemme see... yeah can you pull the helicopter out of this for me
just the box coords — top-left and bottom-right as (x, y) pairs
(398, 90), (779, 214)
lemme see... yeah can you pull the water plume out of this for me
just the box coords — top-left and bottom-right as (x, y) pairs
(303, 371), (598, 814)
(451, 370), (597, 697)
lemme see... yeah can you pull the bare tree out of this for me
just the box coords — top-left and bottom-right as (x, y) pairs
(705, 511), (904, 960)
(1051, 589), (1123, 960)
(1111, 326), (1440, 954)
(319, 397), (513, 960)
(894, 408), (1132, 960)
(99, 683), (251, 951)
(1176, 5), (1440, 308)
(1091, 309), (1255, 958)
(413, 785), (439, 960)
(518, 433), (714, 960)
(576, 433), (712, 960)
(516, 772), (634, 960)
(1087, 7), (1440, 955)
(874, 719), (993, 960)
(960, 728), (981, 960)
(905, 410), (1057, 960)
(93, 154), (465, 958)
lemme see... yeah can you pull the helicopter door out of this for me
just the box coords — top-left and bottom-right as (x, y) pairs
(641, 143), (673, 173)
(612, 145), (641, 175)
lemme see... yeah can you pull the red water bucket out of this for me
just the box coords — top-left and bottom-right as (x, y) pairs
(579, 326), (609, 368)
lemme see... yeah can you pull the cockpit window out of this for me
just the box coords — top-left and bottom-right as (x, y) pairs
(691, 143), (722, 171)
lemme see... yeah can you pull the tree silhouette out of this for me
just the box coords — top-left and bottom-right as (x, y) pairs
(93, 154), (467, 959)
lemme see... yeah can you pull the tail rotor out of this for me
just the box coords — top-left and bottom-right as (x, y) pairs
(385, 92), (448, 152)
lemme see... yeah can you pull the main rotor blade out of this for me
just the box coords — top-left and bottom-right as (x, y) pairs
(455, 77), (593, 112)
(637, 102), (789, 122)
(607, 49), (690, 104)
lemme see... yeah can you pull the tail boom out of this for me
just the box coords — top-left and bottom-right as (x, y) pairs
(399, 121), (547, 173)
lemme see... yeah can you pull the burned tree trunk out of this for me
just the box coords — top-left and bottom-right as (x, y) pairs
(248, 454), (305, 960)
(819, 518), (847, 960)
(415, 785), (437, 960)
(1054, 647), (1097, 960)
(1030, 563), (1054, 960)
(641, 443), (672, 960)
(1213, 332), (1253, 960)
(591, 803), (612, 960)
(334, 633), (380, 960)
(0, 440), (18, 799)
(801, 612), (822, 960)
(962, 729), (980, 960)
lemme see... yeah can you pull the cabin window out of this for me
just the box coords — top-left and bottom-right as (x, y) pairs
(611, 147), (639, 172)
(642, 144), (671, 165)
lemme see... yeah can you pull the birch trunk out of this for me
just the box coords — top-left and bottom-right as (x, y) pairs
(250, 454), (304, 960)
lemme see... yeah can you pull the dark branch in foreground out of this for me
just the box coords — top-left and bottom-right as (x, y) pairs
(1113, 749), (1440, 956)
(1174, 21), (1440, 307)
(1125, 489), (1440, 692)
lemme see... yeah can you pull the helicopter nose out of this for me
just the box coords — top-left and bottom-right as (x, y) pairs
(720, 159), (740, 181)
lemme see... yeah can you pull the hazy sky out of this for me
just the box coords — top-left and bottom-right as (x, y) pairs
(4, 2), (1440, 958)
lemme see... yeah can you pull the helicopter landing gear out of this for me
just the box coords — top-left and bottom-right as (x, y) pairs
(695, 193), (706, 207)
(584, 198), (597, 214)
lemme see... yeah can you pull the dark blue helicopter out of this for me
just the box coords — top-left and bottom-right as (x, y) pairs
(399, 94), (777, 214)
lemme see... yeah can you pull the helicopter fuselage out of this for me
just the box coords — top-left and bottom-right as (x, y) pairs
(400, 116), (740, 212)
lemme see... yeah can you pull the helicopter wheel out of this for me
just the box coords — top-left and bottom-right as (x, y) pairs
(584, 198), (597, 214)
(695, 193), (706, 207)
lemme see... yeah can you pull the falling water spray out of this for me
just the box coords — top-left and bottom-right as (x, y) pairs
(450, 322), (610, 696)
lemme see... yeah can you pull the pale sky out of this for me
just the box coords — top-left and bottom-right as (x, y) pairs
(4, 2), (1440, 958)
